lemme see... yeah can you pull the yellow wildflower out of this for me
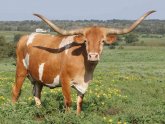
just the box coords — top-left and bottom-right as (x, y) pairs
(101, 102), (104, 105)
(0, 96), (5, 100)
(103, 117), (106, 120)
(108, 119), (113, 123)
(117, 121), (122, 124)
(28, 97), (33, 101)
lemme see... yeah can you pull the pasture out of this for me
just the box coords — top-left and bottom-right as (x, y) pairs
(0, 45), (165, 123)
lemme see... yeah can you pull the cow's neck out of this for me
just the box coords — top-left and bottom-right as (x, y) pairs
(84, 60), (98, 83)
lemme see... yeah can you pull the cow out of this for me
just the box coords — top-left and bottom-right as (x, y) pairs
(12, 10), (155, 114)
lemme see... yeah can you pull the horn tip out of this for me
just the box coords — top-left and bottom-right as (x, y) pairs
(33, 13), (41, 17)
(149, 10), (156, 14)
(33, 13), (37, 16)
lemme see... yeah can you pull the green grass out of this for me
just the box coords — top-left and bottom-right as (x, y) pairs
(1, 46), (165, 123)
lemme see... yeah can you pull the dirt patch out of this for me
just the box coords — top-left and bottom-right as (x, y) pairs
(104, 107), (122, 115)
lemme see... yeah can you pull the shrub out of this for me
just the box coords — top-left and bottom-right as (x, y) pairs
(124, 33), (139, 44)
(14, 34), (22, 43)
(0, 35), (16, 58)
(0, 36), (6, 46)
(118, 45), (124, 49)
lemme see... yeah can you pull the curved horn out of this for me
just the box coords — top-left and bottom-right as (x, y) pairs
(33, 14), (84, 35)
(105, 10), (156, 35)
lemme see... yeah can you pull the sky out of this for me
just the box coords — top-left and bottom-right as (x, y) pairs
(0, 0), (164, 21)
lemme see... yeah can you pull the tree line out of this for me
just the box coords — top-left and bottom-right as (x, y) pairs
(0, 19), (165, 34)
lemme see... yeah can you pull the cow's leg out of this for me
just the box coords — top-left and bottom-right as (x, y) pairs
(32, 82), (43, 106)
(12, 63), (27, 103)
(76, 94), (84, 114)
(61, 77), (72, 111)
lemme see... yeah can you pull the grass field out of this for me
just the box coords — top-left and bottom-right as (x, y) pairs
(0, 46), (165, 124)
(133, 35), (165, 47)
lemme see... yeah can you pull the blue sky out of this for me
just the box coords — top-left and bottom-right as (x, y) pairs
(0, 0), (164, 21)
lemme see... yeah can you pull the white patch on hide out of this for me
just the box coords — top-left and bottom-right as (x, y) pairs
(45, 75), (60, 87)
(59, 36), (75, 54)
(27, 33), (38, 46)
(22, 53), (29, 69)
(38, 63), (45, 82)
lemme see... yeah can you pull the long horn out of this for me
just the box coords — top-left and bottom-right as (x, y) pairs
(33, 14), (84, 35)
(105, 10), (156, 35)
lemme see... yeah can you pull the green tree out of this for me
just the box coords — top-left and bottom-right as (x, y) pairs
(124, 33), (139, 44)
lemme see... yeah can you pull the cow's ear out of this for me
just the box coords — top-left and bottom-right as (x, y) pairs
(74, 35), (85, 44)
(105, 35), (117, 44)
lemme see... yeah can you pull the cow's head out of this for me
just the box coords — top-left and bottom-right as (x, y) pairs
(34, 10), (155, 62)
(73, 27), (117, 61)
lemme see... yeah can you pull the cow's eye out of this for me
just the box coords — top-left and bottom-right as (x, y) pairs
(84, 40), (88, 44)
(102, 40), (105, 44)
(84, 40), (87, 46)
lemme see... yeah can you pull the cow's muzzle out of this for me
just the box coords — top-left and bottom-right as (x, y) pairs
(88, 52), (100, 61)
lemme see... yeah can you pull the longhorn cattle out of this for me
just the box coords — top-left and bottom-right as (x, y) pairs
(12, 10), (155, 114)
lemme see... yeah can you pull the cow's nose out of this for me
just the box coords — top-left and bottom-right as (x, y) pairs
(88, 53), (100, 61)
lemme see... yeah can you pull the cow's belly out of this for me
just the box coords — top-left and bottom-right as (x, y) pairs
(44, 77), (89, 95)
(44, 75), (61, 87)
(27, 73), (61, 88)
(44, 76), (90, 95)
(28, 72), (90, 94)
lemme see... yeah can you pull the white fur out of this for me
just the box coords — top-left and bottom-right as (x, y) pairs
(71, 76), (90, 94)
(22, 53), (29, 69)
(72, 82), (89, 94)
(27, 33), (38, 46)
(46, 75), (60, 87)
(38, 63), (45, 82)
(59, 36), (75, 54)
